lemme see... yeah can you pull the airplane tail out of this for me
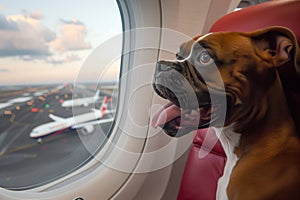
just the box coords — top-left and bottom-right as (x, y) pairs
(100, 96), (109, 115)
(91, 96), (112, 118)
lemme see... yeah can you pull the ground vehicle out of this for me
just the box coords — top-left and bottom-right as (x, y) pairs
(3, 0), (294, 199)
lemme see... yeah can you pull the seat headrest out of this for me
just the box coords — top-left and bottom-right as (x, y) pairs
(210, 0), (300, 94)
(209, 0), (300, 134)
(210, 0), (300, 46)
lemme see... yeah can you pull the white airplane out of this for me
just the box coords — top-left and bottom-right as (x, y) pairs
(8, 96), (32, 103)
(61, 90), (100, 107)
(33, 90), (48, 96)
(0, 102), (13, 109)
(0, 96), (33, 109)
(30, 96), (114, 139)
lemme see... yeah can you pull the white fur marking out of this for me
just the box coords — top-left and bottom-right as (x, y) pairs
(176, 33), (212, 63)
(214, 127), (241, 200)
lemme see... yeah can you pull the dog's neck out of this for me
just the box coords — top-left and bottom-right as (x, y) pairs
(216, 73), (298, 200)
(233, 72), (298, 158)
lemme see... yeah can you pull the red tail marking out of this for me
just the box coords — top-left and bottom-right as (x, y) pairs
(100, 96), (108, 114)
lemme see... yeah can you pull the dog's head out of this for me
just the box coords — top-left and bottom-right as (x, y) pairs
(152, 26), (300, 137)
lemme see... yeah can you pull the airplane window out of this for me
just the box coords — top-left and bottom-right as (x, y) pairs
(0, 0), (122, 190)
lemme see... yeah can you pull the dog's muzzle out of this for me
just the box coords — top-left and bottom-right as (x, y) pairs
(153, 61), (182, 106)
(152, 60), (215, 137)
(153, 60), (202, 108)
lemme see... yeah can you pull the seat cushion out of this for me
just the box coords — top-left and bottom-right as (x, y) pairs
(177, 128), (226, 200)
(210, 0), (300, 39)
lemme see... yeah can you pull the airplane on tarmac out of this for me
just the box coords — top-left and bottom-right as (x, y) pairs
(61, 90), (101, 107)
(30, 96), (114, 140)
(8, 96), (33, 103)
(0, 102), (13, 110)
(0, 96), (33, 110)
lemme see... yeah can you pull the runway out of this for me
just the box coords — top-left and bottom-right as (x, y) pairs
(0, 84), (116, 190)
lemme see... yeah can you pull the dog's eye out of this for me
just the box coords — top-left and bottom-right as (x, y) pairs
(199, 51), (212, 65)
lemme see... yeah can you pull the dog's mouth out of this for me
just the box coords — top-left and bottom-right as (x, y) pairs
(151, 80), (229, 137)
(152, 59), (229, 137)
(151, 101), (215, 137)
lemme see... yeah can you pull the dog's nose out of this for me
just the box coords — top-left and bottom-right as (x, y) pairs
(156, 60), (183, 73)
(157, 60), (172, 72)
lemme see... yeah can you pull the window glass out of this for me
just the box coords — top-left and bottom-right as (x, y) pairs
(0, 0), (122, 190)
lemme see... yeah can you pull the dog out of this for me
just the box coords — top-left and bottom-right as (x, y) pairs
(152, 26), (300, 200)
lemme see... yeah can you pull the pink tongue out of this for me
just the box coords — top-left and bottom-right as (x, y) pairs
(151, 102), (181, 128)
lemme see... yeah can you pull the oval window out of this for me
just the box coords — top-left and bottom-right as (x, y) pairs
(0, 0), (122, 190)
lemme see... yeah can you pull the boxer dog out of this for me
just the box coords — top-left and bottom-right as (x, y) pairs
(152, 26), (300, 199)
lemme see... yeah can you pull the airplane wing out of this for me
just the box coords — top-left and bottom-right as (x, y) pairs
(71, 118), (114, 129)
(49, 114), (65, 122)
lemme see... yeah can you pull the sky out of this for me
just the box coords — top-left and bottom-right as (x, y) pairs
(0, 0), (122, 85)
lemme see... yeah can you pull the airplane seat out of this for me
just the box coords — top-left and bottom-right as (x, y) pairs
(177, 128), (226, 200)
(177, 1), (300, 199)
(210, 0), (300, 94)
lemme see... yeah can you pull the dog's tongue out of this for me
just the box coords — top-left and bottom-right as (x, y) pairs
(152, 102), (212, 129)
(151, 102), (181, 128)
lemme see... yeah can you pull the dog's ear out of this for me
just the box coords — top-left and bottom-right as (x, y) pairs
(251, 26), (300, 73)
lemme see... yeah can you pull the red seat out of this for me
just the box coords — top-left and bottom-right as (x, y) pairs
(177, 128), (226, 200)
(210, 0), (300, 95)
(210, 0), (300, 37)
(177, 1), (300, 199)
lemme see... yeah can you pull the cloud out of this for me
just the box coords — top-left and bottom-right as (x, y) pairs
(0, 13), (56, 59)
(64, 54), (81, 62)
(30, 11), (43, 20)
(50, 19), (91, 52)
(59, 19), (84, 25)
(0, 15), (19, 30)
(46, 54), (81, 65)
(0, 12), (90, 64)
